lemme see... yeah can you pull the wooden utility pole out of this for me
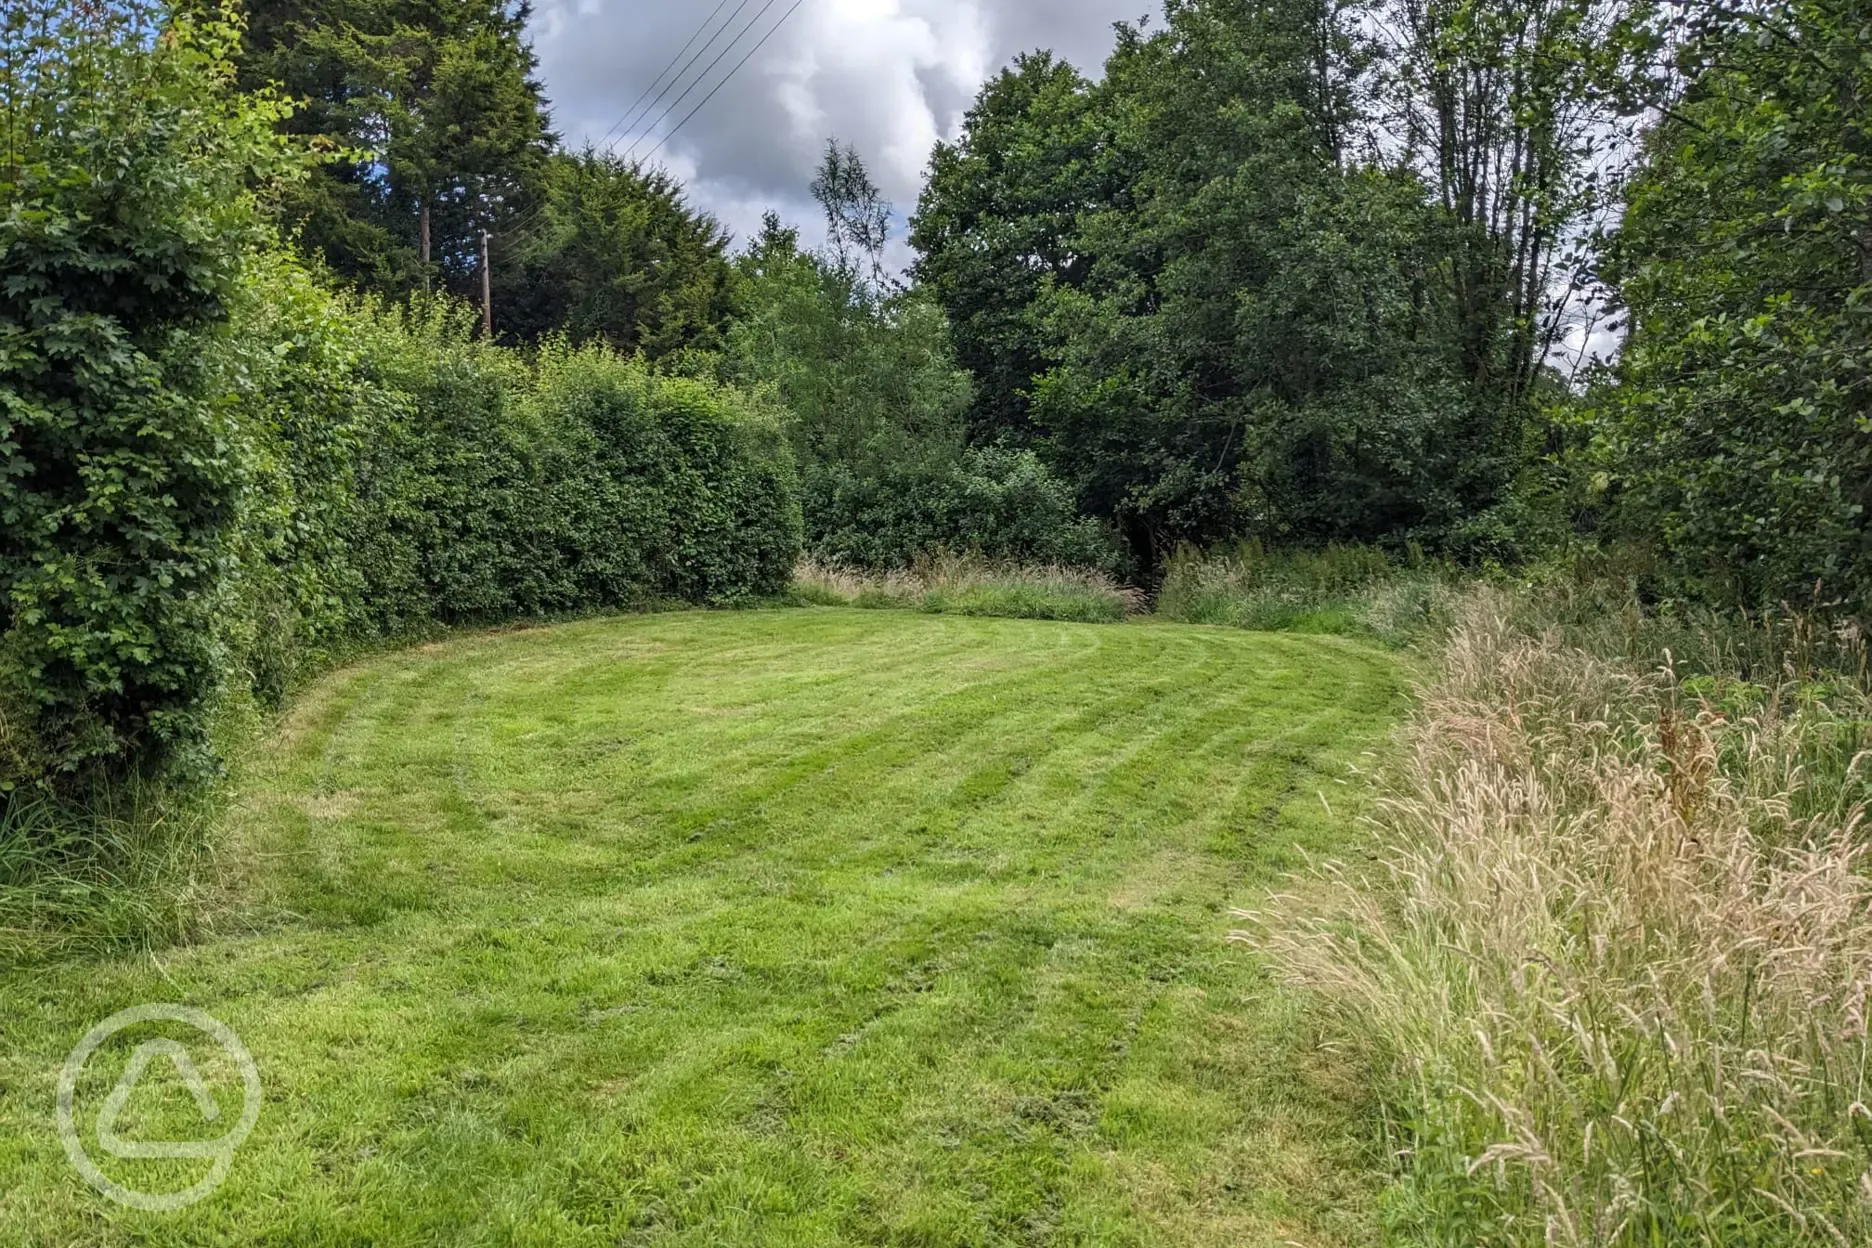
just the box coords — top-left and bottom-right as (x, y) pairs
(480, 230), (493, 337)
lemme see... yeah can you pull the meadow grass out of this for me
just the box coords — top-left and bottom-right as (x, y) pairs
(0, 608), (1405, 1246)
(793, 556), (1144, 624)
(0, 779), (218, 964)
(1156, 543), (1459, 647)
(1248, 588), (1872, 1246)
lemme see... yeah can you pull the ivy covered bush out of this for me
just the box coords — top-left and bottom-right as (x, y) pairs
(0, 4), (800, 798)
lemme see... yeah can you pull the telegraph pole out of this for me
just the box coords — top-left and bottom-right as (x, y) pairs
(479, 230), (493, 337)
(420, 203), (432, 295)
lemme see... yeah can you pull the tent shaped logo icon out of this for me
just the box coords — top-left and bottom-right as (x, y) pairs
(57, 1004), (262, 1211)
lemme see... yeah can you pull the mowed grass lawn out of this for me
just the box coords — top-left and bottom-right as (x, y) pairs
(0, 609), (1406, 1247)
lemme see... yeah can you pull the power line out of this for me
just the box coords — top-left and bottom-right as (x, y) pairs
(633, 0), (808, 169)
(620, 0), (792, 164)
(593, 0), (753, 156)
(496, 0), (807, 250)
(502, 0), (759, 242)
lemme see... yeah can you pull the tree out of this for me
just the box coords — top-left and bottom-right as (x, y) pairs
(494, 151), (739, 357)
(726, 213), (968, 472)
(1378, 0), (1644, 409)
(911, 53), (1110, 444)
(917, 0), (1497, 567)
(810, 139), (894, 290)
(1598, 0), (1872, 608)
(238, 0), (555, 298)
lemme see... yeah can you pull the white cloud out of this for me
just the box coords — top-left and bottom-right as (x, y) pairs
(528, 0), (1143, 258)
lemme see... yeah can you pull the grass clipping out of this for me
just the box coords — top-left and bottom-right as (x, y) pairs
(1246, 590), (1872, 1246)
(794, 556), (1143, 624)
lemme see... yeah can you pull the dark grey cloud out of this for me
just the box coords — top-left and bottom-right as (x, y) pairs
(529, 0), (1146, 257)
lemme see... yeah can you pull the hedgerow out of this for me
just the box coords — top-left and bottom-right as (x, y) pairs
(0, 4), (800, 800)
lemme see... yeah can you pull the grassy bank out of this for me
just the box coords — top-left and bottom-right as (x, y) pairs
(1, 609), (1405, 1245)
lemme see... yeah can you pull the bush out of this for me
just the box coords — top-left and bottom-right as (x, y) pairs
(0, 1), (299, 784)
(527, 346), (800, 606)
(5, 131), (802, 804)
(807, 446), (1121, 573)
(222, 283), (803, 692)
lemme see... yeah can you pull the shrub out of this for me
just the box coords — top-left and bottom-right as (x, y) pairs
(807, 446), (1121, 573)
(0, 1), (299, 783)
(528, 345), (800, 606)
(3, 43), (802, 809)
(223, 288), (804, 689)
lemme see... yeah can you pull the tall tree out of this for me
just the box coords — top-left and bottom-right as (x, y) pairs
(917, 0), (1495, 565)
(494, 151), (738, 357)
(238, 0), (555, 298)
(1379, 0), (1644, 406)
(810, 139), (894, 291)
(1599, 0), (1872, 607)
(911, 53), (1111, 444)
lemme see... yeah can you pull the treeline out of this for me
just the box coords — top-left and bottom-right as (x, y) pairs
(227, 0), (1872, 608)
(912, 0), (1870, 602)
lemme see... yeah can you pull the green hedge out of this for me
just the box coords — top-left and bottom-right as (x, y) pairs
(3, 249), (801, 798)
(2, 70), (800, 799)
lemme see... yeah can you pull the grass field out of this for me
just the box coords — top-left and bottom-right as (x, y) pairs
(0, 609), (1405, 1246)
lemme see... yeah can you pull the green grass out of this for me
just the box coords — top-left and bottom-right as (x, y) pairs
(0, 608), (1406, 1246)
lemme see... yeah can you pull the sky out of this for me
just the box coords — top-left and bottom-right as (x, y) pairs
(527, 0), (1148, 262)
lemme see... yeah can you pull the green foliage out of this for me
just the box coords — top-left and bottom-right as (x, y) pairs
(496, 151), (739, 355)
(526, 344), (801, 606)
(227, 273), (802, 644)
(0, 0), (302, 782)
(0, 4), (799, 799)
(0, 775), (216, 963)
(1598, 0), (1872, 611)
(914, 0), (1554, 568)
(810, 139), (893, 290)
(807, 446), (1120, 573)
(727, 213), (970, 468)
(724, 212), (1111, 572)
(911, 53), (1108, 444)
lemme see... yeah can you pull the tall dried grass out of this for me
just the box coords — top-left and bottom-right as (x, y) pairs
(793, 555), (1143, 624)
(1247, 588), (1872, 1245)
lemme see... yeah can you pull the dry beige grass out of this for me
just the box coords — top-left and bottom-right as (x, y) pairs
(1244, 589), (1872, 1245)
